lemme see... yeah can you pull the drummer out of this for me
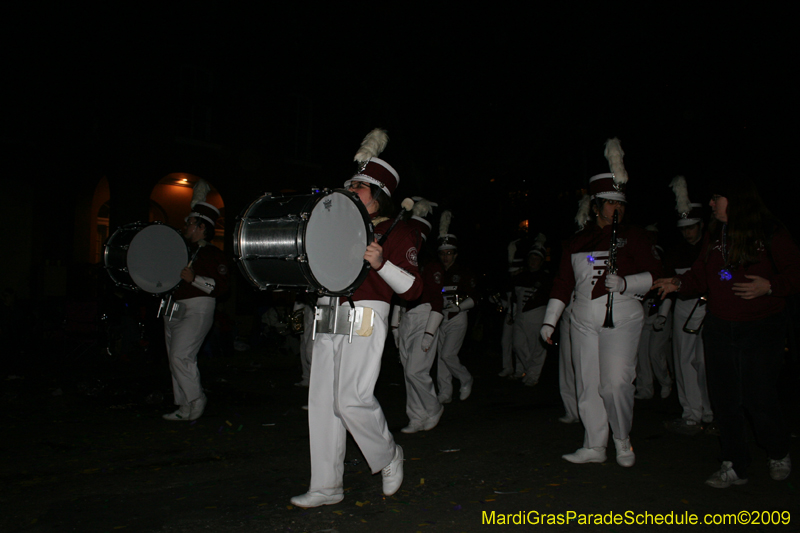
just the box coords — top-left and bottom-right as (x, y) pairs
(162, 181), (229, 422)
(291, 129), (423, 509)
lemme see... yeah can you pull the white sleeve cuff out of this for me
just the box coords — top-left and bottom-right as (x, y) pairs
(457, 297), (475, 311)
(623, 272), (653, 299)
(424, 311), (444, 335)
(657, 297), (673, 317)
(543, 298), (566, 327)
(192, 275), (216, 295)
(376, 260), (415, 294)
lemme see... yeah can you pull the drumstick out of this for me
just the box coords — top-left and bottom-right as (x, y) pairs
(377, 198), (414, 246)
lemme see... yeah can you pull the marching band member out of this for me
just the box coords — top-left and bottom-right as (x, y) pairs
(510, 236), (552, 387)
(435, 211), (477, 404)
(634, 229), (673, 400)
(497, 234), (527, 378)
(163, 180), (229, 421)
(653, 176), (800, 488)
(396, 198), (446, 434)
(662, 177), (713, 434)
(540, 139), (662, 467)
(291, 129), (423, 508)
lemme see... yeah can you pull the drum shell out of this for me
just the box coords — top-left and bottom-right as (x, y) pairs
(234, 190), (373, 295)
(103, 222), (189, 294)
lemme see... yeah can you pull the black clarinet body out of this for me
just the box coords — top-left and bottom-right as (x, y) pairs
(602, 211), (619, 329)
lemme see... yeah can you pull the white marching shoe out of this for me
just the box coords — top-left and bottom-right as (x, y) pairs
(189, 394), (207, 421)
(290, 491), (344, 508)
(382, 445), (404, 496)
(422, 407), (444, 431)
(614, 437), (635, 467)
(401, 420), (424, 434)
(562, 447), (607, 464)
(163, 405), (191, 421)
(459, 377), (473, 400)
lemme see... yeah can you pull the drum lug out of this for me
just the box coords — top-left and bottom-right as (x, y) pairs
(300, 212), (309, 221)
(296, 254), (308, 263)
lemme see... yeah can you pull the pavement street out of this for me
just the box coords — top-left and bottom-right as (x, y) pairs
(2, 327), (798, 533)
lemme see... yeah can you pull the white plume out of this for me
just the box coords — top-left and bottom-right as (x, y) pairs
(439, 210), (452, 237)
(534, 232), (546, 248)
(191, 179), (211, 209)
(400, 197), (414, 212)
(412, 197), (435, 218)
(354, 128), (389, 163)
(604, 137), (628, 185)
(575, 194), (592, 231)
(670, 175), (692, 216)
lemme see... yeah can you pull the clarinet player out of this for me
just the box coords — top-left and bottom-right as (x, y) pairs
(540, 139), (662, 467)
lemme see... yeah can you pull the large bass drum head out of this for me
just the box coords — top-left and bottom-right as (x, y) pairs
(305, 190), (371, 294)
(127, 224), (188, 293)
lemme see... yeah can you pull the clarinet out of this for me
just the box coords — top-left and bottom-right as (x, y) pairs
(602, 210), (619, 329)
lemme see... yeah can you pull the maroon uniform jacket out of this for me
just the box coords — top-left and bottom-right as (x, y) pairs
(442, 262), (478, 319)
(677, 226), (800, 322)
(513, 268), (553, 312)
(351, 218), (423, 304)
(550, 223), (663, 304)
(174, 243), (229, 301)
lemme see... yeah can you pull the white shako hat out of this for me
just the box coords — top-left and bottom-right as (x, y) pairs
(669, 175), (704, 227)
(408, 196), (438, 240)
(185, 179), (220, 228)
(527, 232), (547, 259)
(344, 128), (400, 197)
(575, 138), (629, 229)
(437, 210), (457, 251)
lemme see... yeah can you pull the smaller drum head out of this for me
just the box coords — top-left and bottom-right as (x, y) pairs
(127, 225), (188, 293)
(305, 191), (371, 293)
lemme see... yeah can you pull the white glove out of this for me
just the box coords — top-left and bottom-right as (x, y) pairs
(540, 324), (555, 344)
(653, 315), (667, 331)
(443, 302), (460, 314)
(605, 273), (626, 293)
(391, 328), (399, 348)
(421, 332), (435, 352)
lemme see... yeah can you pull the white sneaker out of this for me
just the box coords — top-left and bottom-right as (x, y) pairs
(558, 415), (580, 424)
(498, 368), (513, 377)
(189, 394), (207, 421)
(290, 491), (344, 508)
(705, 461), (748, 488)
(613, 437), (635, 467)
(769, 454), (791, 481)
(163, 405), (191, 421)
(523, 376), (538, 387)
(382, 445), (404, 496)
(294, 380), (309, 388)
(422, 407), (444, 431)
(562, 447), (606, 464)
(401, 420), (424, 434)
(459, 377), (473, 400)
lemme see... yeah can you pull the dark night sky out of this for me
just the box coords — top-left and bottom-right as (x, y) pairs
(7, 3), (800, 257)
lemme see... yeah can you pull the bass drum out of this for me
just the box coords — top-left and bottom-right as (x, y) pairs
(234, 189), (373, 296)
(104, 222), (189, 294)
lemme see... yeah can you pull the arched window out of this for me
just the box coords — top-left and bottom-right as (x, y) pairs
(150, 173), (225, 250)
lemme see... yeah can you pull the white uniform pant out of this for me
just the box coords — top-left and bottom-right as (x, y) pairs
(571, 295), (642, 449)
(512, 306), (547, 382)
(635, 313), (673, 398)
(501, 312), (514, 372)
(299, 305), (314, 382)
(436, 311), (471, 399)
(559, 311), (579, 420)
(307, 301), (394, 496)
(164, 296), (215, 406)
(673, 298), (713, 423)
(398, 303), (441, 423)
